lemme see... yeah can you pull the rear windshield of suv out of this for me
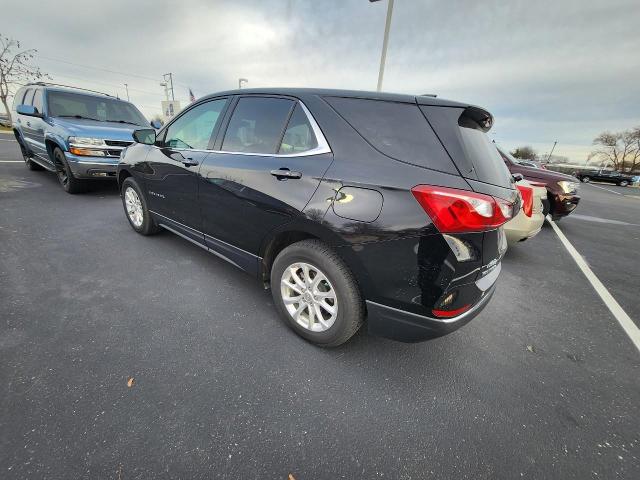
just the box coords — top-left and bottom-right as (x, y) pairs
(324, 96), (457, 174)
(420, 105), (513, 188)
(457, 116), (513, 187)
(47, 91), (148, 126)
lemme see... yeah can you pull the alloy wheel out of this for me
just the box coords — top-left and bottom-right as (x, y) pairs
(54, 152), (69, 186)
(280, 262), (338, 332)
(124, 186), (144, 227)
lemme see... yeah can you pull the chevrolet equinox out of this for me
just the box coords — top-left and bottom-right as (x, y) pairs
(117, 89), (518, 346)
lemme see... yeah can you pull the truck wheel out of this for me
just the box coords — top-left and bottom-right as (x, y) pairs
(271, 239), (364, 347)
(581, 176), (590, 183)
(53, 147), (87, 194)
(120, 177), (161, 235)
(17, 137), (43, 171)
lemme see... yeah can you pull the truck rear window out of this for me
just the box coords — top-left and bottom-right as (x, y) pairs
(324, 97), (457, 174)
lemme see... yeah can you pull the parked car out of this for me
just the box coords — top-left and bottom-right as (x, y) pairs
(497, 146), (580, 220)
(576, 168), (634, 187)
(504, 178), (546, 245)
(117, 89), (519, 346)
(515, 159), (546, 169)
(0, 113), (10, 128)
(11, 82), (158, 193)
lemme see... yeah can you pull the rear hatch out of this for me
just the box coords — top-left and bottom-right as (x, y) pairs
(418, 99), (517, 204)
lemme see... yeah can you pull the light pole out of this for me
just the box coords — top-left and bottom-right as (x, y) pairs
(546, 141), (558, 163)
(123, 83), (130, 101)
(238, 78), (248, 89)
(163, 73), (175, 101)
(370, 0), (395, 92)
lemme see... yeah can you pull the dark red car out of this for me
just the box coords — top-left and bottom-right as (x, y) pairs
(497, 147), (580, 220)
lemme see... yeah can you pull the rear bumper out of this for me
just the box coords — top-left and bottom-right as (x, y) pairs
(65, 152), (119, 179)
(367, 282), (496, 342)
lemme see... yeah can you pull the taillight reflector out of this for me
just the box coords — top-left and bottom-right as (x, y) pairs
(411, 185), (513, 233)
(432, 304), (472, 318)
(517, 184), (533, 217)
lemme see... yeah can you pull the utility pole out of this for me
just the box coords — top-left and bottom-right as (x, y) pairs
(163, 73), (175, 101)
(123, 83), (130, 101)
(238, 78), (248, 89)
(371, 0), (395, 92)
(546, 141), (558, 163)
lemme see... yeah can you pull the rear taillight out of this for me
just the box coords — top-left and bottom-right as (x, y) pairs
(411, 185), (513, 233)
(517, 184), (533, 217)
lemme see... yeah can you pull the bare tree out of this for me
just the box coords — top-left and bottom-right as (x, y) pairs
(590, 129), (639, 171)
(0, 34), (48, 124)
(511, 146), (538, 160)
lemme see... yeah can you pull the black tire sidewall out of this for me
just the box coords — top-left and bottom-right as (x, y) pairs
(53, 147), (85, 193)
(121, 177), (157, 235)
(270, 241), (363, 346)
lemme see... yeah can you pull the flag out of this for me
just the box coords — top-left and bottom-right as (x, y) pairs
(189, 88), (196, 103)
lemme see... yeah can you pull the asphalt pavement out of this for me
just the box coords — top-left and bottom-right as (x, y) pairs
(1, 132), (639, 479)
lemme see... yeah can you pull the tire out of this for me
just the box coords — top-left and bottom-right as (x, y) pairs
(270, 239), (364, 347)
(619, 180), (629, 187)
(53, 147), (87, 193)
(17, 138), (43, 171)
(120, 177), (161, 235)
(581, 177), (590, 183)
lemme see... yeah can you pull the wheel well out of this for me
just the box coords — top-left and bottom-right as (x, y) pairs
(118, 169), (132, 190)
(260, 231), (319, 285)
(45, 140), (61, 161)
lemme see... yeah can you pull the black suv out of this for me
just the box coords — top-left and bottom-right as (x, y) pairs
(117, 89), (517, 346)
(576, 168), (634, 187)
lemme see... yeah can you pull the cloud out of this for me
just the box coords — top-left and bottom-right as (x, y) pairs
(2, 0), (639, 161)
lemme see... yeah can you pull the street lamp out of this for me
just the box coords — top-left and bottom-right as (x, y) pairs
(238, 78), (248, 89)
(370, 0), (395, 92)
(123, 83), (130, 101)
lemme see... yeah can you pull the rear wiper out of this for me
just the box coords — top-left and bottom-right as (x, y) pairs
(58, 114), (104, 122)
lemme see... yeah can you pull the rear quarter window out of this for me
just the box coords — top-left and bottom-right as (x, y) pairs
(324, 96), (457, 174)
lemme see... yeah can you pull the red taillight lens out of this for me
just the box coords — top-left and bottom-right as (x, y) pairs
(432, 304), (472, 318)
(517, 184), (533, 217)
(411, 185), (513, 233)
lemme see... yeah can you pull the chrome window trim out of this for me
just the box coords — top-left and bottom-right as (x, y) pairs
(146, 99), (332, 158)
(214, 99), (331, 157)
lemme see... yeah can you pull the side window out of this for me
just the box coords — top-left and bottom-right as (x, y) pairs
(278, 104), (318, 154)
(164, 99), (227, 150)
(221, 97), (294, 154)
(12, 88), (26, 110)
(32, 90), (43, 114)
(22, 89), (33, 106)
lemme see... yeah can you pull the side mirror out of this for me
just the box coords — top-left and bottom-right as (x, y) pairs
(17, 104), (42, 117)
(150, 119), (163, 129)
(512, 173), (524, 182)
(133, 128), (156, 145)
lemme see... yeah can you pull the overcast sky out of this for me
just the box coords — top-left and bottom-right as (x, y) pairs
(3, 0), (639, 161)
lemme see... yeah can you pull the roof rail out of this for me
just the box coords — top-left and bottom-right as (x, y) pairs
(25, 82), (116, 99)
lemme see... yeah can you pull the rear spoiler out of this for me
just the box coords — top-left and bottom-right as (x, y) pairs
(459, 106), (493, 133)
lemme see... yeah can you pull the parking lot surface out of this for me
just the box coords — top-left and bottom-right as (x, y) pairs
(1, 132), (639, 479)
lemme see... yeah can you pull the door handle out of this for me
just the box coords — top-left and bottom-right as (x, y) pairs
(181, 158), (199, 167)
(26, 121), (31, 127)
(270, 168), (302, 180)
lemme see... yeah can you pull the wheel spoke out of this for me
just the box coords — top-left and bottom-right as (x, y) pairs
(307, 302), (315, 329)
(283, 295), (302, 305)
(319, 300), (336, 315)
(281, 278), (303, 295)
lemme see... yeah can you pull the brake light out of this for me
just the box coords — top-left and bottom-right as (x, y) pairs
(411, 185), (513, 233)
(517, 184), (533, 217)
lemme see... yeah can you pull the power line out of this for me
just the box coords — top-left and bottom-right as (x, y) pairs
(38, 55), (193, 90)
(38, 55), (161, 82)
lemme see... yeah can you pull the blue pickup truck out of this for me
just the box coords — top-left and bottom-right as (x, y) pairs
(12, 83), (156, 193)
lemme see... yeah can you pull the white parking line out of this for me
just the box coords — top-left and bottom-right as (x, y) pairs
(548, 218), (640, 352)
(587, 183), (623, 195)
(0, 138), (16, 142)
